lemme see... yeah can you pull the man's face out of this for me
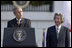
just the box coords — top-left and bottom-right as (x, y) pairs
(54, 16), (62, 26)
(14, 8), (23, 19)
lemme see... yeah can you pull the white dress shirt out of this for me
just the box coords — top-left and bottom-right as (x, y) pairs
(16, 18), (22, 24)
(55, 25), (61, 34)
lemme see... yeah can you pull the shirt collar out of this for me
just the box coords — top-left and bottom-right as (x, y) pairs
(16, 18), (22, 21)
(55, 24), (61, 30)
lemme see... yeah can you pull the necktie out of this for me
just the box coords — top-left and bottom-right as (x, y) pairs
(57, 27), (59, 39)
(18, 21), (20, 25)
(18, 20), (20, 26)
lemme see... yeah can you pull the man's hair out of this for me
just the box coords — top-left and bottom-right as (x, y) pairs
(13, 7), (22, 13)
(54, 13), (64, 23)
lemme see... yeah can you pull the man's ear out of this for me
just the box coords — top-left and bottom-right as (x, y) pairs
(13, 11), (16, 15)
(13, 11), (15, 14)
(13, 12), (17, 17)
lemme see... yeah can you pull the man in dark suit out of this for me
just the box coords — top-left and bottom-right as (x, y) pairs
(7, 7), (31, 27)
(46, 13), (70, 47)
(7, 7), (38, 47)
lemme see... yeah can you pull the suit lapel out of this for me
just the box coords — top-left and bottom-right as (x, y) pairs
(54, 26), (57, 39)
(13, 18), (18, 27)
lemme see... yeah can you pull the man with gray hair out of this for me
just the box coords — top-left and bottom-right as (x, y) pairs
(7, 7), (31, 27)
(46, 13), (70, 47)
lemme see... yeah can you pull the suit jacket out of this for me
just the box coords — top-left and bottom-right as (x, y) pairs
(7, 18), (31, 28)
(46, 25), (70, 47)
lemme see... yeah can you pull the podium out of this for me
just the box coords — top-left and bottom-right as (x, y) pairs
(3, 27), (37, 47)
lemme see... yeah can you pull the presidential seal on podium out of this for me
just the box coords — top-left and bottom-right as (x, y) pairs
(13, 28), (27, 42)
(12, 1), (30, 8)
